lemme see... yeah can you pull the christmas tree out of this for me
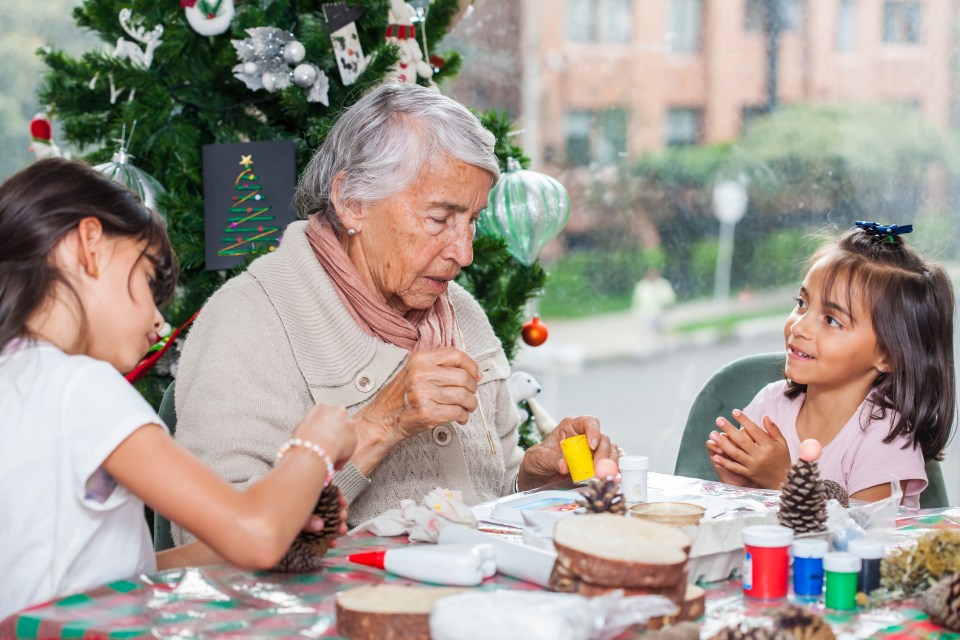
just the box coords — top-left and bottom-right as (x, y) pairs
(220, 154), (279, 259)
(38, 0), (545, 406)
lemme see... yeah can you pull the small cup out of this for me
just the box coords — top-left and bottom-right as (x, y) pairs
(629, 501), (705, 527)
(619, 455), (649, 504)
(560, 434), (595, 484)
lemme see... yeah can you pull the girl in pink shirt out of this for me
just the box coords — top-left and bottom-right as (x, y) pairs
(706, 222), (955, 506)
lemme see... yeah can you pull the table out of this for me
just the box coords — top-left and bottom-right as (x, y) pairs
(3, 484), (959, 639)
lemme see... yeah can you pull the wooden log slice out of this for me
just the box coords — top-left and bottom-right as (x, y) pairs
(553, 514), (691, 589)
(335, 584), (467, 640)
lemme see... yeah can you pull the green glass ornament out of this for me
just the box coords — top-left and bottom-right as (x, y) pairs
(480, 158), (571, 266)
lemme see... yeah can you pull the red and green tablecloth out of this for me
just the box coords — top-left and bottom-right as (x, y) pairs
(3, 507), (958, 639)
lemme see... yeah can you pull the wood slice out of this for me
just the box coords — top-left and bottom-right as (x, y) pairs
(645, 583), (707, 630)
(335, 584), (467, 640)
(549, 566), (689, 603)
(553, 514), (691, 588)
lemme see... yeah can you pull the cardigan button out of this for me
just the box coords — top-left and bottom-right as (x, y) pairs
(432, 425), (452, 446)
(354, 372), (375, 392)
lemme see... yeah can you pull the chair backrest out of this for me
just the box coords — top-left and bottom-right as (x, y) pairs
(674, 351), (949, 509)
(153, 381), (177, 551)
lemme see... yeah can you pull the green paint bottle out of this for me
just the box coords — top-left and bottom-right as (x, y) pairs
(824, 551), (861, 610)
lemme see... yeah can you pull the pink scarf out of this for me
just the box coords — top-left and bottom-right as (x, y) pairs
(305, 215), (456, 352)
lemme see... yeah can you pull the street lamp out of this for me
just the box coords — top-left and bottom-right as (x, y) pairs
(712, 178), (748, 304)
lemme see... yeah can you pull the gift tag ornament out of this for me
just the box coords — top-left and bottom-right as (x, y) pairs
(521, 316), (549, 347)
(181, 0), (235, 36)
(480, 158), (571, 266)
(322, 2), (366, 86)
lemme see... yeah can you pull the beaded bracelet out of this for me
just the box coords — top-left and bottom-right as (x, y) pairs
(276, 437), (335, 487)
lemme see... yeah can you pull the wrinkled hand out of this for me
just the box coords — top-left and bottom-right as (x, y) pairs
(358, 347), (479, 443)
(518, 416), (620, 491)
(302, 488), (349, 545)
(707, 409), (791, 489)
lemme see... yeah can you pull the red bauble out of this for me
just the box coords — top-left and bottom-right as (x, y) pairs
(521, 316), (549, 347)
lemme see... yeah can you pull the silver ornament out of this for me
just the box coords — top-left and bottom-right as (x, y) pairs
(93, 146), (166, 217)
(261, 71), (277, 92)
(292, 63), (317, 87)
(283, 40), (305, 64)
(242, 61), (258, 76)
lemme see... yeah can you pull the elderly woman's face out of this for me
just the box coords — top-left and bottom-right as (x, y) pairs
(350, 157), (492, 314)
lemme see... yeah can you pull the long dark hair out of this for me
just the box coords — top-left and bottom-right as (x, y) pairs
(0, 158), (177, 354)
(785, 227), (956, 461)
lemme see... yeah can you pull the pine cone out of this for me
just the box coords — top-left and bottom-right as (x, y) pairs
(778, 459), (827, 534)
(820, 479), (849, 508)
(578, 474), (626, 515)
(772, 603), (836, 640)
(709, 625), (793, 640)
(922, 573), (960, 631)
(273, 484), (342, 572)
(547, 554), (576, 592)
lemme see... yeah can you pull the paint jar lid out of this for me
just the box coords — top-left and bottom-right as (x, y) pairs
(824, 551), (861, 572)
(742, 525), (794, 548)
(619, 456), (649, 470)
(847, 538), (885, 560)
(792, 538), (829, 559)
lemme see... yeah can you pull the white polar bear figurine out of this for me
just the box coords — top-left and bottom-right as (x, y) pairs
(506, 371), (558, 437)
(386, 0), (436, 88)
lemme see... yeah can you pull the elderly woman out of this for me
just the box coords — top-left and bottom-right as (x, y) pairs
(171, 83), (618, 540)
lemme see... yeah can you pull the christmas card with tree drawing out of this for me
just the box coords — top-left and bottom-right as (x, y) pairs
(202, 139), (297, 270)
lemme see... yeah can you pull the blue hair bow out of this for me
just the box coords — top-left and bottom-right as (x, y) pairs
(855, 220), (913, 243)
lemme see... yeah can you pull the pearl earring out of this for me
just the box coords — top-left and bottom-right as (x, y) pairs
(347, 227), (357, 237)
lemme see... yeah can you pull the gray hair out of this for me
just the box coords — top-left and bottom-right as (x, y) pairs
(294, 83), (500, 231)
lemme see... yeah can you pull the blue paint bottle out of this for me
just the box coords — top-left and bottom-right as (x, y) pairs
(792, 538), (828, 597)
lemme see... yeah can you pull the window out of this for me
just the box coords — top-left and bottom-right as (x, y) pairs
(836, 0), (856, 51)
(566, 0), (632, 43)
(745, 0), (803, 32)
(883, 1), (921, 44)
(666, 108), (701, 146)
(669, 0), (702, 53)
(565, 108), (629, 166)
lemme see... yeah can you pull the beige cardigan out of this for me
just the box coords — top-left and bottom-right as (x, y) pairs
(171, 221), (522, 543)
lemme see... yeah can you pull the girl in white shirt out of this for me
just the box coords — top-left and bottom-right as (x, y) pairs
(0, 158), (357, 618)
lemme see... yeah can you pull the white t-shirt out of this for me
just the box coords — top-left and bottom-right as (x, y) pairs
(0, 341), (162, 619)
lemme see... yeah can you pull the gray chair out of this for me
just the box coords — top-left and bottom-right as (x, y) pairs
(674, 352), (950, 509)
(153, 381), (177, 551)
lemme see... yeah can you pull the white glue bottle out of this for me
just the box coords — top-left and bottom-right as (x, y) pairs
(437, 524), (558, 588)
(348, 543), (496, 587)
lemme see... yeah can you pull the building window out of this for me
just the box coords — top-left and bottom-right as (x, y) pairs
(565, 108), (629, 166)
(745, 0), (803, 32)
(883, 1), (921, 44)
(567, 0), (632, 43)
(666, 107), (701, 147)
(669, 0), (702, 53)
(837, 0), (856, 51)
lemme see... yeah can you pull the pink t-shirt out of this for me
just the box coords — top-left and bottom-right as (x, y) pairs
(743, 380), (927, 508)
